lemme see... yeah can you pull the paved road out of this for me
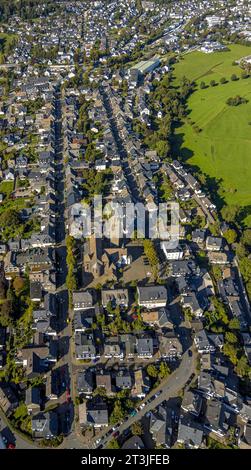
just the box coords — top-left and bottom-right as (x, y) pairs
(94, 347), (196, 449)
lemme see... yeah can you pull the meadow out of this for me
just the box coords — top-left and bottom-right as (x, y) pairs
(173, 44), (251, 226)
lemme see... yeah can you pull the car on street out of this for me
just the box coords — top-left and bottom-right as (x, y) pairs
(188, 350), (193, 357)
(112, 431), (119, 438)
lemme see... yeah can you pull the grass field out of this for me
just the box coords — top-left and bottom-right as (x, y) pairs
(173, 44), (251, 227)
(0, 181), (14, 197)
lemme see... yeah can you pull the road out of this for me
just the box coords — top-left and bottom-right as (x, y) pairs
(94, 347), (196, 449)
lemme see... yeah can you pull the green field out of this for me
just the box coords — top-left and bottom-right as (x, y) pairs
(173, 44), (251, 226)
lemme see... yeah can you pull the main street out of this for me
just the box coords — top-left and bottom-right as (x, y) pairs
(53, 86), (75, 436)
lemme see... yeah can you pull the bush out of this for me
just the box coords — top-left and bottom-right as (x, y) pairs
(226, 95), (248, 106)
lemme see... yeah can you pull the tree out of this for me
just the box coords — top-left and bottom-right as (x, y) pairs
(221, 205), (240, 223)
(107, 438), (120, 449)
(228, 317), (240, 330)
(211, 265), (222, 280)
(241, 71), (249, 79)
(220, 77), (227, 84)
(147, 364), (158, 378)
(142, 239), (159, 280)
(131, 422), (143, 436)
(223, 229), (237, 245)
(0, 208), (22, 240)
(200, 81), (206, 89)
(235, 243), (248, 259)
(204, 297), (229, 330)
(241, 229), (251, 247)
(231, 74), (238, 81)
(225, 331), (238, 344)
(210, 80), (216, 87)
(93, 387), (107, 397)
(208, 222), (220, 236)
(239, 258), (251, 283)
(159, 362), (170, 379)
(110, 400), (125, 424)
(236, 355), (250, 377)
(13, 276), (25, 295)
(223, 342), (238, 365)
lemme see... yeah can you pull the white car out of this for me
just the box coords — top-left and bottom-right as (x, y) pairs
(139, 403), (146, 410)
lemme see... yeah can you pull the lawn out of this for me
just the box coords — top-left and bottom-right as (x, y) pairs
(0, 180), (14, 197)
(172, 44), (251, 227)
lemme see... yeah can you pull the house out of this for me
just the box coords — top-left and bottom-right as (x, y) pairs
(206, 236), (223, 251)
(30, 281), (43, 302)
(101, 289), (129, 308)
(161, 243), (183, 261)
(141, 307), (174, 329)
(136, 337), (154, 358)
(158, 333), (182, 360)
(96, 371), (114, 395)
(77, 370), (94, 396)
(32, 411), (58, 439)
(198, 371), (215, 397)
(149, 405), (173, 448)
(104, 337), (123, 359)
(45, 371), (59, 401)
(192, 229), (206, 245)
(207, 334), (224, 351)
(72, 291), (93, 310)
(0, 383), (18, 416)
(25, 387), (41, 414)
(131, 369), (150, 398)
(32, 309), (56, 336)
(194, 330), (215, 354)
(81, 399), (109, 427)
(171, 260), (198, 277)
(207, 252), (228, 265)
(204, 399), (234, 437)
(181, 390), (203, 417)
(137, 285), (167, 309)
(122, 436), (145, 449)
(120, 334), (136, 358)
(75, 332), (98, 360)
(21, 347), (48, 378)
(177, 415), (203, 448)
(73, 309), (96, 332)
(181, 293), (203, 317)
(115, 371), (132, 391)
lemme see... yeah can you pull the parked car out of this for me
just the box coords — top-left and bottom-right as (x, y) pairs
(235, 427), (240, 438)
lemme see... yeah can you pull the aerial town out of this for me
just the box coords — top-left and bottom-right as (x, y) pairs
(0, 0), (251, 453)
